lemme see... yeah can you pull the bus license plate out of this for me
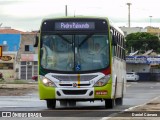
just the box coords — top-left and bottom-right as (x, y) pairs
(95, 90), (107, 95)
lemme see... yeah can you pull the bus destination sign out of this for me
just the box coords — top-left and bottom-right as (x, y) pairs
(55, 22), (95, 30)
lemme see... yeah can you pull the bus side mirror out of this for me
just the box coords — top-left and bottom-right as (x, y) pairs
(112, 35), (117, 46)
(34, 35), (39, 47)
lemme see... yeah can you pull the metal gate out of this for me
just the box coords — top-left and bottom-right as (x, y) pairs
(20, 62), (35, 80)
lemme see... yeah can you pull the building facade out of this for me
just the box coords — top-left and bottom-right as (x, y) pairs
(0, 28), (38, 80)
(146, 26), (160, 38)
(0, 52), (17, 80)
(126, 56), (160, 81)
(119, 27), (147, 37)
(119, 26), (160, 38)
(17, 33), (38, 80)
(0, 28), (22, 80)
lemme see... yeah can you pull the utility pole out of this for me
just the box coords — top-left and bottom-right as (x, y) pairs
(126, 3), (132, 28)
(65, 5), (68, 17)
(0, 23), (2, 27)
(149, 16), (152, 27)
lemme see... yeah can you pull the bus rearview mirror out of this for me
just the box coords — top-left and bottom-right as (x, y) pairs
(34, 35), (39, 47)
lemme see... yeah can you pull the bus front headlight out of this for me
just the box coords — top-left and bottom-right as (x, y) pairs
(40, 76), (56, 87)
(93, 75), (110, 87)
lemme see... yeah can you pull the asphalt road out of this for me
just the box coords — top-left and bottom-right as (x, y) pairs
(0, 82), (160, 120)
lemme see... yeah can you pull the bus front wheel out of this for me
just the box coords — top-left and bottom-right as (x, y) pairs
(105, 99), (114, 109)
(46, 99), (56, 109)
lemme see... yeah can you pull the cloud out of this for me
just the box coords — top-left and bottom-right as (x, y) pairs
(0, 13), (65, 31)
(0, 0), (160, 31)
(0, 0), (22, 5)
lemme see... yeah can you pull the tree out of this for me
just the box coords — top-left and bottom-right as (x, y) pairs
(125, 32), (160, 54)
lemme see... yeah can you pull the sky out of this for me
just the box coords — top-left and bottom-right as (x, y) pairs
(0, 0), (160, 31)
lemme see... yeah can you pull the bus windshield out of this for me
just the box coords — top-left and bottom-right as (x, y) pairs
(41, 34), (109, 72)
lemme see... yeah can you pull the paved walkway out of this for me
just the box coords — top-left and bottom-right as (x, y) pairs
(0, 83), (37, 89)
(104, 96), (160, 120)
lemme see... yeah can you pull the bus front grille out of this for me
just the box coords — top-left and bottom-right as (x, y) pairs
(59, 84), (90, 87)
(53, 75), (98, 81)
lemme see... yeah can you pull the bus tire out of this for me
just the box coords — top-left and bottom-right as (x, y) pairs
(105, 99), (114, 109)
(116, 79), (124, 105)
(60, 100), (67, 107)
(46, 99), (56, 109)
(115, 98), (123, 105)
(68, 101), (76, 107)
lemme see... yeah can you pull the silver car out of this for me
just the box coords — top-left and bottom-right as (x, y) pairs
(126, 72), (139, 81)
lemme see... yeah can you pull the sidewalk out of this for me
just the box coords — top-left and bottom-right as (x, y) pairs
(105, 96), (160, 120)
(0, 83), (37, 89)
(0, 79), (38, 89)
(0, 81), (38, 96)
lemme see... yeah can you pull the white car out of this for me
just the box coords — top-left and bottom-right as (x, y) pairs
(126, 72), (139, 81)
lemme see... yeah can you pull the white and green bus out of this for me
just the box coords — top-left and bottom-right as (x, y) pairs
(34, 17), (126, 109)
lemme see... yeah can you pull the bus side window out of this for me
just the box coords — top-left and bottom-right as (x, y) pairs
(112, 35), (117, 46)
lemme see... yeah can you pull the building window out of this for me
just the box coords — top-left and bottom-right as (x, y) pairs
(25, 45), (34, 52)
(34, 61), (38, 65)
(21, 61), (26, 65)
(25, 45), (29, 51)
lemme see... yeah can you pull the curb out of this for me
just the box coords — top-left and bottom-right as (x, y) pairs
(0, 84), (38, 89)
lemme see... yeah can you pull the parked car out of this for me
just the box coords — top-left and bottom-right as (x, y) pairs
(126, 72), (139, 81)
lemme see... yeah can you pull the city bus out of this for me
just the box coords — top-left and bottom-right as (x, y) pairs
(34, 16), (126, 109)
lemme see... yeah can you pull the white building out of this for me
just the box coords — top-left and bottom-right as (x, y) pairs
(119, 27), (147, 37)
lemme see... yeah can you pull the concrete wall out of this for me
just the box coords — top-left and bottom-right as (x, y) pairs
(126, 64), (150, 73)
(138, 73), (160, 81)
(119, 27), (147, 37)
(17, 34), (38, 80)
(0, 34), (20, 51)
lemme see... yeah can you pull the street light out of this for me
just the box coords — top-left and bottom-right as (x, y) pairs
(65, 5), (68, 16)
(126, 3), (132, 28)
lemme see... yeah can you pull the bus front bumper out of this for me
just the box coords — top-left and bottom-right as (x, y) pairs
(39, 83), (112, 100)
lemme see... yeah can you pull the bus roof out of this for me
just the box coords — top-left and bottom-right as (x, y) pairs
(41, 16), (124, 35)
(109, 20), (124, 35)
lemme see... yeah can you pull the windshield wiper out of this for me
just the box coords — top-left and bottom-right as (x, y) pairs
(78, 33), (94, 47)
(57, 34), (72, 44)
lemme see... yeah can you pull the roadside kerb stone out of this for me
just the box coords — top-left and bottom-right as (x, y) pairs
(0, 84), (38, 89)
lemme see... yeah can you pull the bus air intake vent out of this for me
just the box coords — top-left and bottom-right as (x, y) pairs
(53, 75), (98, 81)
